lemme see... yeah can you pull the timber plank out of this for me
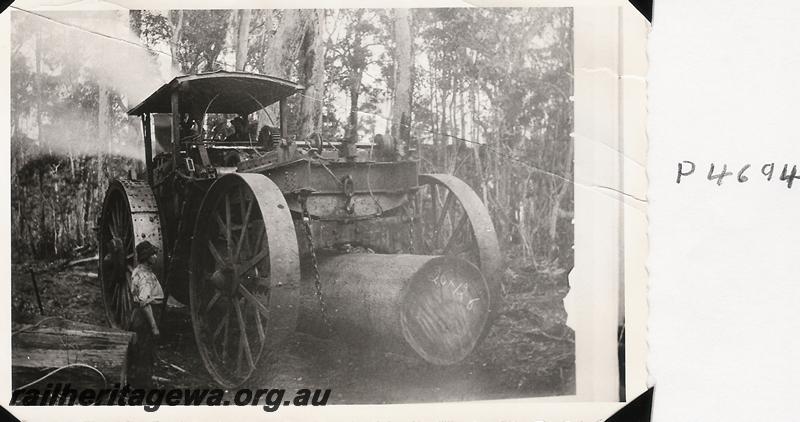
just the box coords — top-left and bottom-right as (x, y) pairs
(12, 317), (134, 390)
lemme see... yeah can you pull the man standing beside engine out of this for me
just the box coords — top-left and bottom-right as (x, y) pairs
(128, 240), (164, 388)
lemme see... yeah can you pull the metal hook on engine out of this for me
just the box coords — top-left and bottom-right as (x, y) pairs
(341, 175), (355, 215)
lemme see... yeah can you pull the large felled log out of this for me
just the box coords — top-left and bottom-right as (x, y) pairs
(297, 254), (491, 365)
(12, 317), (134, 389)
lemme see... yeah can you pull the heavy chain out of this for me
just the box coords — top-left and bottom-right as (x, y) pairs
(365, 162), (384, 217)
(298, 190), (332, 332)
(405, 192), (416, 254)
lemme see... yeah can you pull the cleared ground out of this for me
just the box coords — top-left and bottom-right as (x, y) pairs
(11, 253), (574, 403)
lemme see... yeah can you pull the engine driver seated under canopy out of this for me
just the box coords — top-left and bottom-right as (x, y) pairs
(179, 110), (262, 144)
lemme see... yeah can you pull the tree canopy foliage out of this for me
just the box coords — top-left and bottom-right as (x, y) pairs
(11, 8), (573, 269)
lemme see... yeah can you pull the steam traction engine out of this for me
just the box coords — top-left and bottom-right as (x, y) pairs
(98, 71), (501, 388)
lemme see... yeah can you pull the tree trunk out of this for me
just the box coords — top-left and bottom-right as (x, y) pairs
(388, 9), (412, 155)
(459, 88), (466, 139)
(97, 83), (109, 190)
(95, 83), (109, 251)
(470, 85), (488, 204)
(346, 22), (365, 144)
(170, 10), (185, 72)
(35, 31), (43, 150)
(253, 10), (274, 131)
(235, 9), (252, 71)
(347, 68), (362, 143)
(451, 78), (458, 140)
(262, 9), (310, 78)
(297, 9), (325, 139)
(449, 78), (458, 172)
(82, 173), (93, 246)
(439, 88), (448, 171)
(223, 11), (238, 68)
(98, 84), (109, 151)
(428, 66), (437, 170)
(38, 171), (46, 257)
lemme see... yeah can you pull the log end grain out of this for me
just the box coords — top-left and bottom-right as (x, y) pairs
(400, 256), (490, 365)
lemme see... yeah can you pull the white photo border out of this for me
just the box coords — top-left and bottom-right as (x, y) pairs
(0, 0), (649, 419)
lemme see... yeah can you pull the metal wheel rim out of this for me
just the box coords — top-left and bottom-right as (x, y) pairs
(416, 174), (502, 320)
(99, 185), (136, 329)
(189, 173), (300, 388)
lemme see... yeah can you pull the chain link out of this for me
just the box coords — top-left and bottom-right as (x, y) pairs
(298, 190), (332, 332)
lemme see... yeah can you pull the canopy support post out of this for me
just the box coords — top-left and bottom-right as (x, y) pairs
(142, 113), (153, 185)
(279, 98), (288, 139)
(170, 91), (181, 170)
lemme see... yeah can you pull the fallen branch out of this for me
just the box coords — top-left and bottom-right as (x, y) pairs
(157, 358), (188, 374)
(64, 255), (98, 268)
(169, 364), (188, 374)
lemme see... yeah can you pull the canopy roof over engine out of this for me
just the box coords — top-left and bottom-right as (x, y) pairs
(128, 71), (305, 116)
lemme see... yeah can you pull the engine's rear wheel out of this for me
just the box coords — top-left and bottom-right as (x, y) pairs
(414, 174), (502, 321)
(98, 180), (164, 329)
(190, 173), (300, 388)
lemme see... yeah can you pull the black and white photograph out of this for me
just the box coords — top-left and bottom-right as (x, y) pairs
(4, 1), (648, 419)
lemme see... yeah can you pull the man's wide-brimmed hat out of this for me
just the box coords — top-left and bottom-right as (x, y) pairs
(136, 240), (158, 261)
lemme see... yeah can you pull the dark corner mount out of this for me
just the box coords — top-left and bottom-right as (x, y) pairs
(605, 386), (655, 422)
(627, 0), (653, 23)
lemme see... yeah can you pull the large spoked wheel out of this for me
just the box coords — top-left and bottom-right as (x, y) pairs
(99, 180), (163, 329)
(190, 173), (300, 388)
(414, 174), (502, 321)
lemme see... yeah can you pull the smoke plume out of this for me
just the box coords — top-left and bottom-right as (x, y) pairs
(11, 10), (178, 161)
